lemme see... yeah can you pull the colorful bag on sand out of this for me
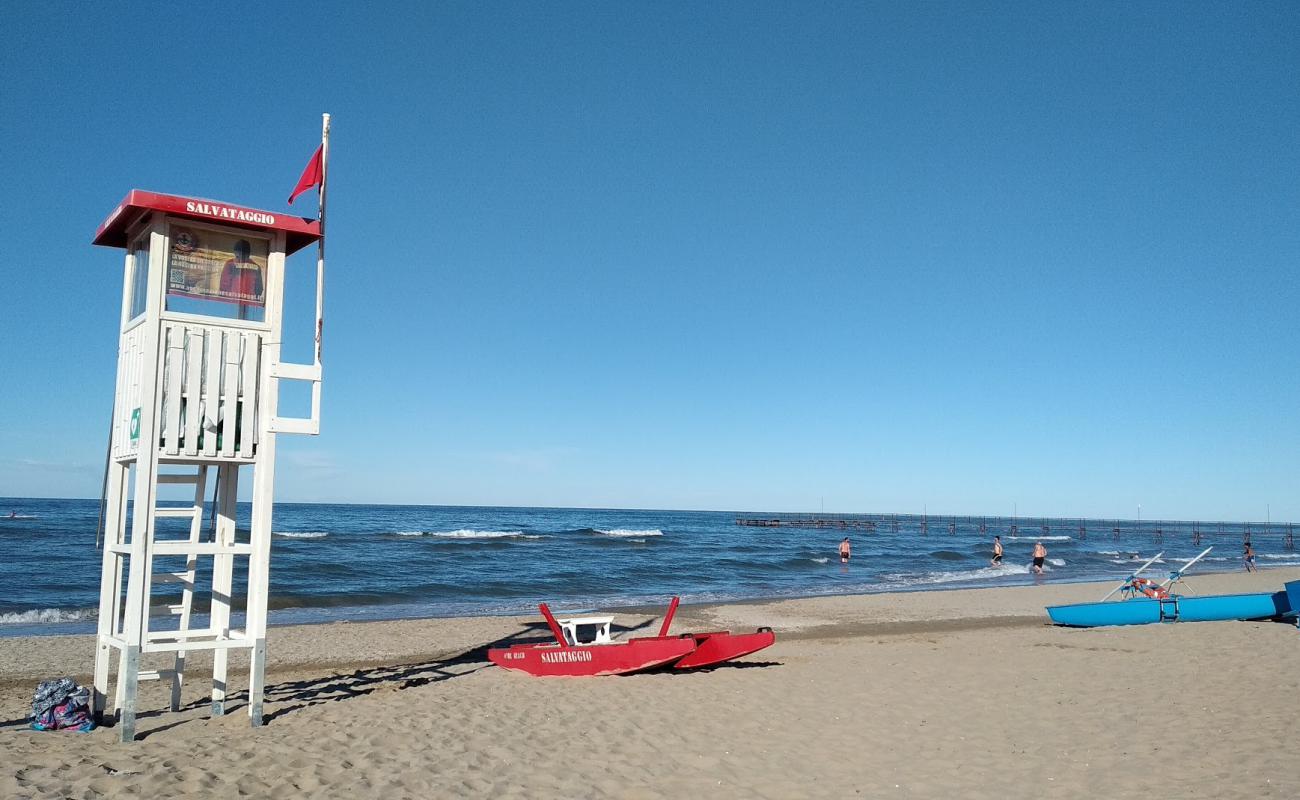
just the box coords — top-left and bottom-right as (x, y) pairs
(30, 677), (96, 732)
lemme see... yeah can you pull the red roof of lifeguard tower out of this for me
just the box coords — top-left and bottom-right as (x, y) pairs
(94, 190), (322, 255)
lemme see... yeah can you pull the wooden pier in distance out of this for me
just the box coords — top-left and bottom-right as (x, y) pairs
(735, 513), (1297, 551)
(737, 516), (877, 530)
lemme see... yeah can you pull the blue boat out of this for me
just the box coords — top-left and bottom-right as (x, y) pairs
(1046, 546), (1300, 627)
(1047, 583), (1298, 627)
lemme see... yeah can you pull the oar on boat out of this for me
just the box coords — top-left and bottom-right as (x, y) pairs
(1159, 546), (1214, 590)
(657, 596), (681, 637)
(537, 603), (570, 646)
(1100, 552), (1164, 602)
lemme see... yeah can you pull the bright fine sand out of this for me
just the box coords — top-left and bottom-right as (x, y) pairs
(2, 568), (1298, 799)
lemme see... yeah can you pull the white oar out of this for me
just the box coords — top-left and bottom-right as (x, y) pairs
(1100, 551), (1165, 601)
(1160, 546), (1213, 589)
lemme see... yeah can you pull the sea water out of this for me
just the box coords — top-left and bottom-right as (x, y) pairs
(1, 498), (1296, 637)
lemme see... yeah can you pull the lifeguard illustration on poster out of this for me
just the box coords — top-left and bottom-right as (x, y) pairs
(167, 227), (268, 308)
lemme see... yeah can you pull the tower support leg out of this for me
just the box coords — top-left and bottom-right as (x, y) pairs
(118, 393), (162, 740)
(93, 460), (129, 722)
(248, 638), (268, 726)
(210, 463), (239, 716)
(245, 443), (278, 727)
(118, 645), (140, 743)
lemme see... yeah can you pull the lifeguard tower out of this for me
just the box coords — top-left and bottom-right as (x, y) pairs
(91, 189), (324, 741)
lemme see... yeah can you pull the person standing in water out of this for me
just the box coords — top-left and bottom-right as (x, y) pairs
(1032, 541), (1047, 574)
(839, 537), (851, 564)
(991, 535), (1003, 566)
(1244, 542), (1257, 572)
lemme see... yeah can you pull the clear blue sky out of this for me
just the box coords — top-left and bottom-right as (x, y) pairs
(1, 2), (1297, 520)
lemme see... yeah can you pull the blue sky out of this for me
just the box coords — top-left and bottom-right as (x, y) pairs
(1, 2), (1297, 519)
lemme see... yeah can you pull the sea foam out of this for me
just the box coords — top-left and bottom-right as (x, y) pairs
(881, 562), (1033, 587)
(595, 529), (664, 537)
(401, 529), (540, 539)
(0, 608), (93, 625)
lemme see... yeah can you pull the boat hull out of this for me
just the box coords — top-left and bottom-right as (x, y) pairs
(488, 637), (696, 677)
(1048, 586), (1296, 628)
(672, 629), (776, 669)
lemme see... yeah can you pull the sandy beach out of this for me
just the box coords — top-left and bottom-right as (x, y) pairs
(2, 568), (1297, 799)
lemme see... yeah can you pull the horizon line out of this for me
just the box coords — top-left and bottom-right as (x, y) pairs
(2, 495), (1294, 528)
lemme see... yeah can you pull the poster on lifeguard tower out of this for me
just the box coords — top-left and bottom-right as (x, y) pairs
(167, 227), (269, 307)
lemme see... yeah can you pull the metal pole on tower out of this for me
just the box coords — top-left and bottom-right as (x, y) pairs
(315, 113), (329, 368)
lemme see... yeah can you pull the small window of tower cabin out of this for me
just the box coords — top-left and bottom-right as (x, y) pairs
(127, 233), (150, 323)
(163, 223), (269, 324)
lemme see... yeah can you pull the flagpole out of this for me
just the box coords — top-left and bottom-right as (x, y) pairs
(315, 112), (329, 368)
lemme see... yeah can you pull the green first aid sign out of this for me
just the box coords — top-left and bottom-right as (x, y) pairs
(129, 408), (141, 443)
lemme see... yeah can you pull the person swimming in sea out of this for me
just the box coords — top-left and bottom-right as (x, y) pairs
(990, 535), (1003, 566)
(839, 537), (851, 564)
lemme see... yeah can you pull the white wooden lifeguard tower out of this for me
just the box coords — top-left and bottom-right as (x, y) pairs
(90, 188), (325, 742)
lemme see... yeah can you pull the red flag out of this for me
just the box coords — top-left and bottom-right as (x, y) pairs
(288, 144), (324, 205)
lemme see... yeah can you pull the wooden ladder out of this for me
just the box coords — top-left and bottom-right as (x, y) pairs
(115, 465), (210, 713)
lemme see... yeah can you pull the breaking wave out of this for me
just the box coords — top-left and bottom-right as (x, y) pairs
(275, 531), (329, 539)
(0, 608), (94, 625)
(595, 529), (664, 538)
(397, 529), (542, 539)
(881, 562), (1033, 586)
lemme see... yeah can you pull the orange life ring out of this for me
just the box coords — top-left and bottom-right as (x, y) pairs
(1132, 578), (1168, 600)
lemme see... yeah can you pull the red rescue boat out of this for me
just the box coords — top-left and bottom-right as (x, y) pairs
(487, 597), (776, 677)
(659, 596), (777, 670)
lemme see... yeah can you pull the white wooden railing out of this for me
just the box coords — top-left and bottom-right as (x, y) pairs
(158, 322), (261, 459)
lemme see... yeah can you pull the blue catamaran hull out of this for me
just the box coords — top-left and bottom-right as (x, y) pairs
(1047, 580), (1300, 628)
